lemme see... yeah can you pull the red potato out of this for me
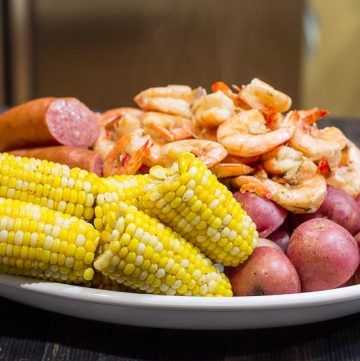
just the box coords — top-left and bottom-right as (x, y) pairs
(287, 219), (360, 292)
(233, 191), (287, 238)
(256, 238), (283, 252)
(290, 185), (360, 235)
(225, 247), (301, 296)
(268, 228), (290, 252)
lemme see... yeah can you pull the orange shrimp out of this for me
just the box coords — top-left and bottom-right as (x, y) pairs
(212, 162), (254, 178)
(94, 108), (143, 158)
(191, 91), (235, 127)
(288, 107), (347, 169)
(160, 139), (227, 168)
(217, 109), (299, 157)
(103, 133), (152, 176)
(232, 146), (327, 213)
(134, 85), (205, 117)
(141, 112), (194, 143)
(237, 78), (292, 113)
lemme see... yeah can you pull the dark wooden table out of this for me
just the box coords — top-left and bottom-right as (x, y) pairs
(0, 296), (360, 361)
(0, 119), (360, 361)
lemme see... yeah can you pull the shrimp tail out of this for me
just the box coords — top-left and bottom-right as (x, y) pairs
(147, 123), (174, 142)
(282, 110), (300, 129)
(300, 108), (329, 125)
(124, 139), (152, 174)
(211, 81), (231, 93)
(212, 163), (254, 178)
(146, 120), (193, 142)
(231, 176), (273, 199)
(263, 107), (278, 130)
(318, 156), (331, 176)
(103, 134), (152, 176)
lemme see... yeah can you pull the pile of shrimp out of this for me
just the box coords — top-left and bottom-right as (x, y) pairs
(94, 78), (360, 214)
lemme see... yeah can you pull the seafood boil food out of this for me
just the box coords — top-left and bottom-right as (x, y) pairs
(0, 78), (359, 297)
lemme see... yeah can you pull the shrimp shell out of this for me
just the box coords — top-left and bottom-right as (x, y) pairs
(134, 85), (205, 117)
(326, 140), (360, 197)
(232, 146), (327, 213)
(160, 139), (227, 168)
(239, 78), (292, 113)
(217, 109), (299, 157)
(192, 91), (235, 127)
(288, 108), (347, 169)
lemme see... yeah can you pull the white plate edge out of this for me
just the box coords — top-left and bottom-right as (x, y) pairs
(0, 273), (360, 311)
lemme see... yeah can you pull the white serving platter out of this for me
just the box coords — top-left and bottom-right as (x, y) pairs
(0, 274), (359, 329)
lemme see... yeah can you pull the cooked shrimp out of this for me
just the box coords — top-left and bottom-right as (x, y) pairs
(212, 162), (254, 178)
(93, 128), (117, 159)
(232, 146), (327, 213)
(191, 125), (218, 142)
(211, 153), (256, 178)
(103, 132), (152, 176)
(222, 154), (260, 165)
(211, 81), (251, 110)
(94, 108), (143, 158)
(134, 85), (206, 117)
(101, 107), (143, 126)
(261, 146), (304, 181)
(237, 78), (292, 113)
(141, 112), (194, 143)
(217, 109), (299, 157)
(126, 129), (163, 167)
(113, 113), (143, 137)
(327, 140), (360, 197)
(191, 91), (235, 127)
(160, 139), (227, 167)
(288, 108), (347, 170)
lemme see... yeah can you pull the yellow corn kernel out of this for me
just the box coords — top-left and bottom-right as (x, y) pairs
(94, 175), (148, 231)
(83, 268), (94, 281)
(0, 197), (99, 284)
(0, 153), (100, 220)
(139, 153), (258, 266)
(94, 202), (232, 296)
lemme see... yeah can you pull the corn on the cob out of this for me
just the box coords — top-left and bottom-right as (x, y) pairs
(140, 153), (258, 266)
(101, 174), (148, 207)
(0, 153), (99, 221)
(0, 197), (99, 283)
(94, 201), (233, 296)
(94, 174), (147, 231)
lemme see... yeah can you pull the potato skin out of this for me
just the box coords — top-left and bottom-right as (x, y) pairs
(233, 191), (287, 238)
(226, 247), (301, 296)
(268, 228), (290, 252)
(256, 238), (283, 251)
(290, 186), (360, 235)
(287, 219), (360, 292)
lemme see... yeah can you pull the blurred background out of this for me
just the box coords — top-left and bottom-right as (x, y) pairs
(0, 0), (359, 117)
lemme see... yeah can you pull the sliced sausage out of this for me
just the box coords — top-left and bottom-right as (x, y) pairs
(10, 146), (103, 176)
(0, 97), (99, 151)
